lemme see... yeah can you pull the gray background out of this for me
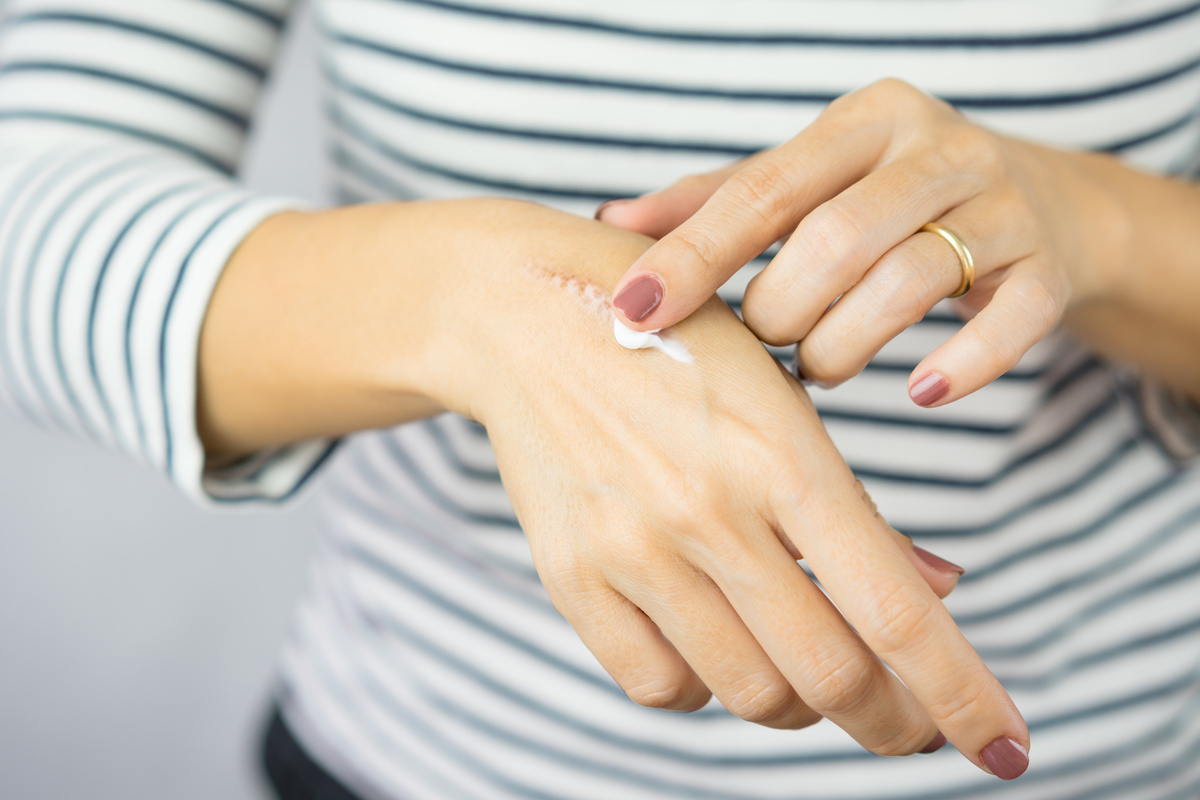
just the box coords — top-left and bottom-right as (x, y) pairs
(0, 6), (329, 799)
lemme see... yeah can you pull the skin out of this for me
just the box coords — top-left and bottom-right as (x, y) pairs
(607, 79), (1200, 406)
(197, 198), (1025, 776)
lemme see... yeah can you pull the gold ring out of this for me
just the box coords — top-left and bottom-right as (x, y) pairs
(920, 222), (975, 298)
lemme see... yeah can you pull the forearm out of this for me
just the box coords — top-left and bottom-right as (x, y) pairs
(1058, 148), (1200, 401)
(196, 198), (656, 462)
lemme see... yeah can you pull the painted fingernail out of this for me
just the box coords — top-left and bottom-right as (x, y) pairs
(981, 737), (1029, 780)
(594, 199), (630, 221)
(920, 732), (947, 754)
(913, 545), (965, 576)
(910, 372), (949, 407)
(613, 275), (664, 323)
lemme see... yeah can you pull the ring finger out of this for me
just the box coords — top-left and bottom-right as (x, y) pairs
(796, 189), (1037, 387)
(610, 554), (823, 729)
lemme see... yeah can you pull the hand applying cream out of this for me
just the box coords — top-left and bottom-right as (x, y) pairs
(613, 318), (693, 364)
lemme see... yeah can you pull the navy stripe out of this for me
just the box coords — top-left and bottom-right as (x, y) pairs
(1024, 667), (1200, 724)
(291, 615), (479, 800)
(973, 507), (1200, 655)
(0, 62), (252, 128)
(50, 165), (167, 441)
(331, 486), (631, 705)
(0, 111), (232, 173)
(0, 148), (72, 424)
(123, 189), (228, 458)
(323, 605), (870, 800)
(339, 546), (879, 766)
(1101, 106), (1200, 153)
(960, 469), (1185, 585)
(331, 116), (629, 200)
(377, 430), (520, 529)
(421, 417), (498, 482)
(330, 27), (1200, 109)
(331, 468), (544, 593)
(317, 559), (1200, 797)
(206, 0), (287, 28)
(7, 13), (268, 79)
(904, 434), (1143, 538)
(14, 151), (140, 430)
(1049, 615), (1200, 685)
(326, 63), (760, 157)
(854, 390), (1121, 488)
(160, 198), (255, 479)
(87, 181), (210, 448)
(208, 440), (341, 504)
(387, 0), (1200, 49)
(860, 353), (1053, 382)
(1030, 690), (1200, 800)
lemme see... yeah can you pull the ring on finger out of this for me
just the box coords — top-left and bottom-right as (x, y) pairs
(920, 222), (975, 298)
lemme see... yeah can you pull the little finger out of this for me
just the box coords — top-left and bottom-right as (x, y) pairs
(547, 576), (713, 712)
(908, 259), (1066, 407)
(611, 559), (822, 729)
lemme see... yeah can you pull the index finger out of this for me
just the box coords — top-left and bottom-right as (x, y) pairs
(776, 462), (1030, 779)
(611, 112), (890, 331)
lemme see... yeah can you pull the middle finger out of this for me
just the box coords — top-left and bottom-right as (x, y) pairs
(797, 189), (1036, 386)
(744, 151), (986, 346)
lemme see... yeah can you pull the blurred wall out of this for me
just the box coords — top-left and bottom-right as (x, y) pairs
(0, 5), (329, 799)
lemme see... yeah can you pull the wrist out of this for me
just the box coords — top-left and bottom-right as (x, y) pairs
(198, 197), (663, 461)
(1043, 146), (1135, 307)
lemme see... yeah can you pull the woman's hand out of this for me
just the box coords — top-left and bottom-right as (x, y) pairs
(432, 203), (1027, 777)
(602, 78), (1131, 406)
(200, 198), (1027, 778)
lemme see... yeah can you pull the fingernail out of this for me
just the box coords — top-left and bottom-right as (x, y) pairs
(920, 732), (947, 754)
(913, 545), (965, 576)
(981, 737), (1029, 780)
(594, 199), (630, 221)
(614, 275), (664, 323)
(910, 372), (949, 407)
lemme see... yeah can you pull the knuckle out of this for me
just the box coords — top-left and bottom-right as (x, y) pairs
(1012, 274), (1062, 335)
(924, 677), (990, 729)
(865, 257), (932, 325)
(668, 226), (725, 274)
(534, 544), (589, 595)
(597, 523), (660, 567)
(807, 649), (876, 718)
(724, 677), (799, 726)
(799, 202), (868, 269)
(944, 125), (1004, 177)
(674, 172), (714, 195)
(747, 309), (800, 348)
(867, 728), (936, 758)
(862, 78), (922, 109)
(798, 334), (859, 386)
(723, 164), (796, 228)
(862, 582), (936, 657)
(1005, 191), (1041, 245)
(625, 675), (705, 711)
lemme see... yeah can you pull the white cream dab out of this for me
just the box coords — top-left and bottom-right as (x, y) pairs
(525, 262), (694, 365)
(613, 318), (693, 364)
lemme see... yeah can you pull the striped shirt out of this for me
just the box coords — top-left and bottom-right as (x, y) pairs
(3, 1), (1200, 798)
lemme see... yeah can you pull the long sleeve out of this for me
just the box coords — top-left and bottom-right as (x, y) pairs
(0, 0), (334, 505)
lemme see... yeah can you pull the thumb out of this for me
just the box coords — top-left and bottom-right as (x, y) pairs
(595, 160), (745, 238)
